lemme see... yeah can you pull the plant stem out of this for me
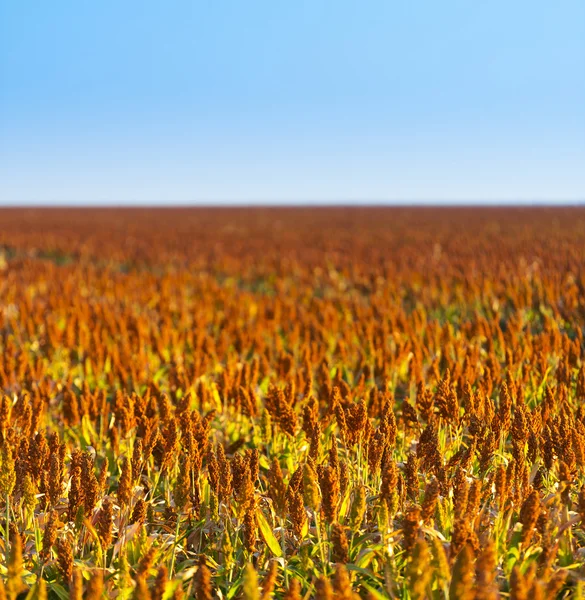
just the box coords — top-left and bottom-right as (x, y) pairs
(314, 510), (327, 577)
(280, 516), (289, 588)
(169, 514), (181, 578)
(5, 493), (9, 565)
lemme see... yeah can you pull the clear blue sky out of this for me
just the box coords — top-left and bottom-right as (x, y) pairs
(1, 1), (584, 204)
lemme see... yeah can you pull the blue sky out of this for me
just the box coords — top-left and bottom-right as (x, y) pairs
(1, 1), (584, 204)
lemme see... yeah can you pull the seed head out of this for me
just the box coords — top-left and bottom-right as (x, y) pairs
(449, 544), (474, 600)
(0, 440), (16, 498)
(349, 485), (367, 530)
(260, 561), (278, 600)
(152, 566), (168, 600)
(474, 541), (498, 600)
(319, 464), (340, 522)
(242, 563), (260, 600)
(331, 522), (349, 564)
(128, 495), (146, 525)
(315, 576), (334, 600)
(287, 489), (307, 539)
(41, 510), (61, 561)
(96, 497), (114, 549)
(283, 579), (301, 600)
(117, 456), (133, 509)
(69, 569), (83, 600)
(194, 555), (213, 600)
(267, 458), (287, 516)
(173, 453), (192, 513)
(402, 505), (421, 553)
(243, 508), (257, 554)
(519, 488), (540, 546)
(6, 529), (25, 599)
(56, 537), (73, 583)
(405, 538), (432, 600)
(302, 461), (321, 511)
(86, 569), (104, 600)
(332, 564), (354, 599)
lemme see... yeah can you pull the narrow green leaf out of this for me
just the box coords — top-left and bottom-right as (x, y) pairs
(48, 582), (70, 600)
(361, 584), (390, 600)
(256, 510), (283, 557)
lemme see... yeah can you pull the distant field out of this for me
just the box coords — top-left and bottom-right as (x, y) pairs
(1, 207), (585, 598)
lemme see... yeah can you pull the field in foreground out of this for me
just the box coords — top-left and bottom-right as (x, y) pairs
(1, 206), (585, 598)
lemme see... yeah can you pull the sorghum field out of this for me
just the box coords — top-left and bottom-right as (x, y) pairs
(2, 206), (585, 599)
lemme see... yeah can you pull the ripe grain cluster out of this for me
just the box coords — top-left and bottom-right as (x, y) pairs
(1, 207), (585, 599)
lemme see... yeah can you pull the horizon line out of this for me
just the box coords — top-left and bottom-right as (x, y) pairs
(0, 199), (584, 209)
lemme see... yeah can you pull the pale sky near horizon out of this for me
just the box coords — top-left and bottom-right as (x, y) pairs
(1, 1), (584, 205)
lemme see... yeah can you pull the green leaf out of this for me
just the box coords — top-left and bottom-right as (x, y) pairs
(361, 584), (390, 600)
(256, 510), (283, 557)
(48, 582), (70, 600)
(226, 575), (244, 599)
(355, 548), (378, 569)
(81, 414), (97, 446)
(162, 580), (186, 600)
(153, 365), (168, 385)
(345, 563), (377, 579)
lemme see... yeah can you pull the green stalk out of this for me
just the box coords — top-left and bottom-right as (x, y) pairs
(357, 440), (363, 484)
(147, 469), (163, 503)
(280, 516), (289, 588)
(314, 510), (327, 577)
(5, 493), (9, 565)
(169, 514), (181, 577)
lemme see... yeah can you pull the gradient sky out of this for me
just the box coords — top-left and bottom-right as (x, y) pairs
(1, 1), (584, 204)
